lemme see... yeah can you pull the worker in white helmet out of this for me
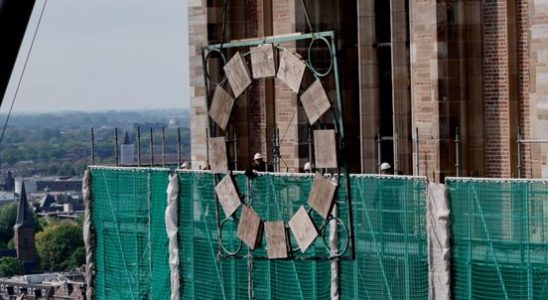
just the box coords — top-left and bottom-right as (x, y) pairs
(248, 152), (272, 174)
(303, 162), (314, 173)
(380, 162), (392, 175)
(180, 162), (190, 170)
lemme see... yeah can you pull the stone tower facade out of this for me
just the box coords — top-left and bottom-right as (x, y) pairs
(189, 0), (548, 181)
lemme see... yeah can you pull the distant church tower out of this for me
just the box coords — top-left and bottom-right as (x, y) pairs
(120, 131), (135, 165)
(13, 182), (38, 274)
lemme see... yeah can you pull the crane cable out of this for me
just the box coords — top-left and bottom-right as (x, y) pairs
(0, 0), (49, 150)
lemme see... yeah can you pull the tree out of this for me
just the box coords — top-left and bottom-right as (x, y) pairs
(35, 222), (84, 271)
(0, 203), (17, 244)
(0, 257), (22, 277)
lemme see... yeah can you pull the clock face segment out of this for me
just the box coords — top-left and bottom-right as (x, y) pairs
(204, 33), (351, 259)
(224, 52), (252, 98)
(265, 221), (288, 259)
(250, 44), (276, 79)
(237, 205), (263, 250)
(289, 206), (319, 253)
(215, 174), (242, 218)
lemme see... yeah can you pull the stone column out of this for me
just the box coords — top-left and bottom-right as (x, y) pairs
(410, 0), (441, 181)
(189, 0), (209, 170)
(357, 0), (379, 174)
(391, 0), (412, 175)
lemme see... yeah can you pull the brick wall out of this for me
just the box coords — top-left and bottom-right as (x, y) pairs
(482, 0), (511, 178)
(273, 0), (300, 172)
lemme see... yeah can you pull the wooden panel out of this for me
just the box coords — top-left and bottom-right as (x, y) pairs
(209, 85), (235, 131)
(277, 49), (306, 94)
(214, 174), (241, 217)
(208, 136), (228, 173)
(288, 206), (318, 253)
(307, 173), (337, 219)
(314, 129), (338, 168)
(223, 52), (252, 98)
(237, 205), (263, 249)
(300, 79), (331, 124)
(265, 221), (288, 259)
(250, 44), (276, 79)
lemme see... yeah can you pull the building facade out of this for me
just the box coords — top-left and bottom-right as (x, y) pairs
(189, 0), (548, 181)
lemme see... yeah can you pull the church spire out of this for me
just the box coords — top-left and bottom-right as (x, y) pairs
(15, 181), (33, 228)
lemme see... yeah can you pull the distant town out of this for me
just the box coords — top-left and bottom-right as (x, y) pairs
(0, 109), (189, 299)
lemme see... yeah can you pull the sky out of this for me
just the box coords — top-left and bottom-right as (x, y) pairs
(1, 0), (189, 113)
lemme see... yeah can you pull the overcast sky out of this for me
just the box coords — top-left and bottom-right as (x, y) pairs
(1, 0), (189, 113)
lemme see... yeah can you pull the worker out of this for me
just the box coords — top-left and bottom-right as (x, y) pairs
(303, 162), (314, 173)
(245, 152), (272, 177)
(380, 162), (392, 175)
(180, 162), (190, 170)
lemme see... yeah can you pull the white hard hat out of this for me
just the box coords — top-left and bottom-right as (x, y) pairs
(181, 162), (189, 169)
(254, 153), (263, 160)
(304, 162), (313, 171)
(380, 162), (391, 171)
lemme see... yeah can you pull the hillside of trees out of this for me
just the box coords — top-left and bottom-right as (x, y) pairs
(0, 109), (189, 176)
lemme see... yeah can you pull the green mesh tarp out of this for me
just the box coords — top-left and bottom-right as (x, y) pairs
(340, 175), (429, 299)
(90, 167), (170, 300)
(447, 178), (548, 299)
(178, 172), (429, 300)
(90, 168), (429, 300)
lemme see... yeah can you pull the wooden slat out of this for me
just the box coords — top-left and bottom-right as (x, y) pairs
(214, 174), (241, 217)
(288, 206), (318, 253)
(307, 173), (337, 219)
(224, 52), (252, 98)
(300, 79), (331, 124)
(209, 85), (235, 131)
(208, 136), (228, 172)
(250, 44), (276, 79)
(237, 205), (263, 249)
(314, 129), (338, 168)
(265, 221), (288, 259)
(277, 49), (306, 94)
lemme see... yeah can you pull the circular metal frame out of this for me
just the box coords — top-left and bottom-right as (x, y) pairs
(307, 36), (333, 78)
(205, 48), (227, 85)
(219, 216), (243, 256)
(206, 34), (352, 259)
(320, 216), (350, 257)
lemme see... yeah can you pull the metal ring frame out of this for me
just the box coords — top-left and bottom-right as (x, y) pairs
(218, 216), (243, 256)
(306, 36), (333, 78)
(320, 216), (350, 257)
(205, 48), (227, 85)
(203, 31), (354, 260)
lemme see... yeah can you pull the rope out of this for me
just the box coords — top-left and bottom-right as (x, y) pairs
(299, 0), (314, 33)
(0, 0), (49, 150)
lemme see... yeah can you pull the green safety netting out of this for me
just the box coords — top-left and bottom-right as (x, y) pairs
(90, 168), (429, 300)
(90, 167), (171, 300)
(447, 178), (548, 300)
(178, 172), (429, 300)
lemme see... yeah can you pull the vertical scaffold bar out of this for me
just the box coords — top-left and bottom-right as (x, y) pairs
(517, 127), (522, 178)
(114, 127), (119, 166)
(415, 127), (419, 176)
(90, 128), (95, 165)
(377, 129), (382, 174)
(150, 128), (154, 167)
(177, 128), (182, 165)
(455, 127), (461, 177)
(162, 126), (166, 167)
(137, 126), (141, 167)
